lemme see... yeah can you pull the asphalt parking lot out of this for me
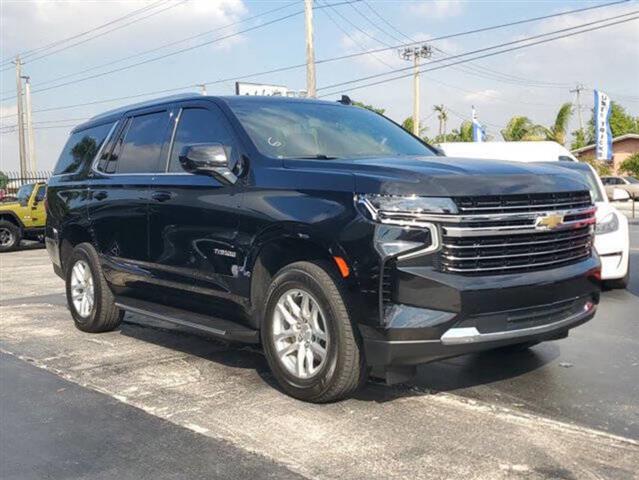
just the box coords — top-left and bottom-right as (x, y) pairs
(1, 222), (638, 480)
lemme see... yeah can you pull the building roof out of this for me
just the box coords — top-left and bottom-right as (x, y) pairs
(572, 133), (639, 154)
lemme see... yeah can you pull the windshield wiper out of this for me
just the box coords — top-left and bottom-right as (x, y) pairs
(290, 154), (340, 160)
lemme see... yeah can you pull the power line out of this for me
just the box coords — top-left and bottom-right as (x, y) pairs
(0, 0), (167, 66)
(30, 1), (300, 89)
(0, 1), (363, 102)
(316, 10), (639, 93)
(319, 1), (395, 68)
(1, 2), (635, 119)
(317, 14), (639, 97)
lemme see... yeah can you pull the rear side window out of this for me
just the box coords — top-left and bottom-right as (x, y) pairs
(54, 122), (113, 175)
(114, 111), (170, 174)
(167, 107), (235, 172)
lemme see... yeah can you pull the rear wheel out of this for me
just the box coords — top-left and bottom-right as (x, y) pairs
(0, 220), (21, 252)
(262, 261), (366, 403)
(65, 243), (123, 333)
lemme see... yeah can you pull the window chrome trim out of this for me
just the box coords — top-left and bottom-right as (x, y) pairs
(90, 111), (186, 177)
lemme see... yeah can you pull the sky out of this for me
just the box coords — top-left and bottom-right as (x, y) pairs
(1, 0), (638, 172)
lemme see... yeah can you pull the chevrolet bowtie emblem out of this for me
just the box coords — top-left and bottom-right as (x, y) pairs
(535, 214), (564, 230)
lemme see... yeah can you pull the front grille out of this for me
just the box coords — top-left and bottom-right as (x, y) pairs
(439, 191), (595, 275)
(455, 191), (592, 215)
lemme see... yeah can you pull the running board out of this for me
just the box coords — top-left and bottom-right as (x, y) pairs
(114, 296), (259, 343)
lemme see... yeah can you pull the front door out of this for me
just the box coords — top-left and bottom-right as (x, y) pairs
(147, 101), (244, 315)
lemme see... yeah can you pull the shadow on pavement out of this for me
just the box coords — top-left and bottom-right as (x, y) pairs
(118, 312), (559, 404)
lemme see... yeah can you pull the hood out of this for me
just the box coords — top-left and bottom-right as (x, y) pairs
(283, 156), (592, 197)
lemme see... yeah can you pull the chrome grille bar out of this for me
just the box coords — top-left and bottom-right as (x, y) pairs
(438, 191), (595, 275)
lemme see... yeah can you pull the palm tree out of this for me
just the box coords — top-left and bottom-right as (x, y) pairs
(434, 104), (448, 137)
(543, 102), (573, 145)
(500, 116), (545, 141)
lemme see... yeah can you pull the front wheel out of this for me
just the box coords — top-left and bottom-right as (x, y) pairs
(262, 261), (366, 403)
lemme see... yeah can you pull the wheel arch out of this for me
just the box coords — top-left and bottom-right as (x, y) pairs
(247, 228), (351, 330)
(0, 211), (24, 229)
(59, 224), (93, 273)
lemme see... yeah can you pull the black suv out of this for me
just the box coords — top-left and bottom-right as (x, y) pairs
(46, 95), (600, 402)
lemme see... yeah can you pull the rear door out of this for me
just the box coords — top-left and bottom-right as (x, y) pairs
(147, 100), (244, 309)
(88, 107), (172, 294)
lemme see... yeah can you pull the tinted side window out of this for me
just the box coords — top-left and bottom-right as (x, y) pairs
(116, 111), (170, 174)
(54, 122), (113, 175)
(168, 107), (235, 172)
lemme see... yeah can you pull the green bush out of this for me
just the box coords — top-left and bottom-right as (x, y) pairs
(620, 152), (639, 177)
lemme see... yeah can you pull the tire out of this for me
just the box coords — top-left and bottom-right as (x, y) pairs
(604, 267), (630, 290)
(0, 220), (21, 252)
(65, 242), (123, 333)
(261, 261), (366, 403)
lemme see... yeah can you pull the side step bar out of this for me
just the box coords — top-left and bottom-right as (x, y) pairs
(114, 296), (259, 343)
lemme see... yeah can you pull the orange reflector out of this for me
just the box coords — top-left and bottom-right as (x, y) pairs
(333, 256), (350, 278)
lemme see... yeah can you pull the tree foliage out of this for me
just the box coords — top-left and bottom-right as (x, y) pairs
(401, 117), (427, 138)
(500, 116), (545, 141)
(0, 171), (8, 190)
(431, 121), (474, 143)
(581, 156), (612, 176)
(586, 102), (639, 143)
(620, 152), (639, 177)
(352, 101), (385, 115)
(543, 102), (573, 145)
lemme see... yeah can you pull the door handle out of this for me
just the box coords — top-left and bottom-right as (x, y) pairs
(94, 191), (107, 201)
(151, 191), (173, 202)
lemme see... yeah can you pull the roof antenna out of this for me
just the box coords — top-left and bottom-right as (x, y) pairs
(338, 95), (352, 105)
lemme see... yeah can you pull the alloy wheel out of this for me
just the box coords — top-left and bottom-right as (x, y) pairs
(70, 260), (95, 318)
(272, 288), (330, 379)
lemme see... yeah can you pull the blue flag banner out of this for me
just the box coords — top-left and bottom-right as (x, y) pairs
(472, 106), (485, 143)
(594, 89), (613, 161)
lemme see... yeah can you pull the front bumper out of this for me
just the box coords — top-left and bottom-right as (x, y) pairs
(361, 255), (600, 366)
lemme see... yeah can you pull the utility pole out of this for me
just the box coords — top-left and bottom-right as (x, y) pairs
(570, 83), (586, 134)
(198, 84), (207, 95)
(304, 0), (316, 98)
(399, 45), (432, 136)
(13, 56), (27, 176)
(22, 75), (36, 172)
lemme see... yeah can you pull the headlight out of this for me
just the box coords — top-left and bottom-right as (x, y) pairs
(356, 194), (457, 226)
(356, 194), (454, 259)
(595, 212), (619, 235)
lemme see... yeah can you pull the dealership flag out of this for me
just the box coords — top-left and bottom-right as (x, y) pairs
(594, 89), (613, 160)
(472, 106), (485, 143)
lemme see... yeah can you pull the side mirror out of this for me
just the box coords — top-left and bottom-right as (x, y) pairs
(611, 187), (630, 201)
(179, 143), (237, 184)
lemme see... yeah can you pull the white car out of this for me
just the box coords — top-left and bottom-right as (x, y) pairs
(551, 162), (630, 288)
(437, 141), (578, 162)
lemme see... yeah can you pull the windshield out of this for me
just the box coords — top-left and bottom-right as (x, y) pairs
(16, 184), (35, 202)
(624, 176), (639, 184)
(229, 101), (434, 159)
(575, 168), (604, 202)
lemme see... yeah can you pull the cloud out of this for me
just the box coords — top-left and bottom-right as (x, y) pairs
(0, 0), (248, 60)
(408, 1), (465, 19)
(463, 89), (502, 103)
